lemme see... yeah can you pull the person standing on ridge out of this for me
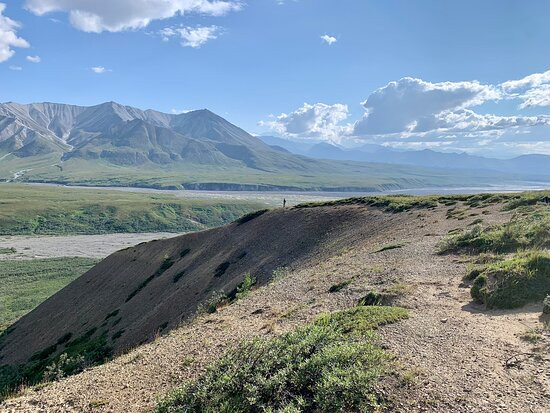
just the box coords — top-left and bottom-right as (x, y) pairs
(283, 198), (286, 209)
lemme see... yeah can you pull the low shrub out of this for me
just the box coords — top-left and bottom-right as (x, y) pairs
(235, 273), (256, 300)
(196, 291), (227, 315)
(155, 306), (407, 413)
(469, 251), (550, 309)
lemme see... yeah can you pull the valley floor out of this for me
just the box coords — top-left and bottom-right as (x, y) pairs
(2, 202), (549, 412)
(0, 233), (180, 260)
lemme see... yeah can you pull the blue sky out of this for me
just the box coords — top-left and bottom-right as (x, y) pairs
(1, 0), (550, 157)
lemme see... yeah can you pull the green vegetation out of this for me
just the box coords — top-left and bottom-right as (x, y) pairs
(156, 306), (407, 413)
(328, 280), (352, 293)
(295, 194), (439, 212)
(357, 291), (394, 307)
(235, 209), (269, 225)
(0, 150), (522, 192)
(0, 257), (99, 331)
(0, 247), (15, 255)
(439, 198), (550, 309)
(374, 242), (405, 253)
(296, 191), (550, 214)
(0, 184), (262, 236)
(235, 273), (257, 300)
(126, 258), (175, 302)
(196, 274), (258, 315)
(469, 251), (550, 309)
(438, 210), (550, 254)
(0, 327), (112, 400)
(196, 291), (227, 315)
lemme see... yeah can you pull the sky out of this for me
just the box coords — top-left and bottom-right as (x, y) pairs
(1, 0), (550, 158)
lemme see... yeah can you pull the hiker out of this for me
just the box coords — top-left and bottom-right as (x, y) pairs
(283, 198), (286, 209)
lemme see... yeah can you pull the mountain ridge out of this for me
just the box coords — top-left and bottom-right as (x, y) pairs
(259, 136), (550, 176)
(0, 102), (284, 168)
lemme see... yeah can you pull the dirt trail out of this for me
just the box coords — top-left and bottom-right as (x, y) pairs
(2, 203), (548, 412)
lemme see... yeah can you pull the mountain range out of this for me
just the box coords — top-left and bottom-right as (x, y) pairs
(0, 102), (308, 170)
(0, 101), (548, 191)
(259, 136), (550, 177)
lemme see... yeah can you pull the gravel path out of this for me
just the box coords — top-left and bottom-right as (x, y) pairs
(2, 202), (548, 412)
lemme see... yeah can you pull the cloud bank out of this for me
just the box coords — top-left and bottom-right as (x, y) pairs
(259, 103), (351, 141)
(261, 71), (550, 156)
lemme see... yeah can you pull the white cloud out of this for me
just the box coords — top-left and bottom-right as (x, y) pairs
(0, 3), (30, 63)
(354, 77), (501, 135)
(499, 70), (550, 109)
(517, 84), (550, 108)
(90, 66), (110, 74)
(24, 0), (241, 33)
(171, 108), (192, 114)
(259, 103), (351, 141)
(348, 75), (550, 156)
(320, 34), (337, 45)
(161, 25), (221, 48)
(26, 55), (41, 63)
(500, 70), (550, 92)
(9, 65), (22, 70)
(261, 71), (550, 156)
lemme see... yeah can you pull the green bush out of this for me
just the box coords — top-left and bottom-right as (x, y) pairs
(437, 210), (550, 254)
(469, 251), (550, 309)
(156, 306), (407, 413)
(196, 291), (227, 315)
(236, 273), (256, 300)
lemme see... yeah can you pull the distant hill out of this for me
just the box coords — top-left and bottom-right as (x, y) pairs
(0, 102), (548, 190)
(259, 136), (550, 177)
